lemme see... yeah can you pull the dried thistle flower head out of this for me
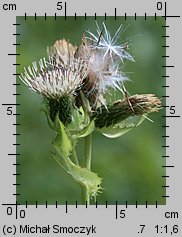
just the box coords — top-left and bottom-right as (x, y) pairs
(93, 94), (162, 128)
(48, 39), (77, 66)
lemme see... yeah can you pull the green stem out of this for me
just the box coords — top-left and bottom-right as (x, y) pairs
(81, 133), (92, 205)
(84, 133), (92, 170)
(72, 142), (79, 165)
(81, 185), (90, 205)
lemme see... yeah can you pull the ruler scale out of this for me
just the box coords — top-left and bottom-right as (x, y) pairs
(0, 0), (181, 236)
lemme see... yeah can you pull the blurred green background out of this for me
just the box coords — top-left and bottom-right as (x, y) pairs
(16, 16), (165, 205)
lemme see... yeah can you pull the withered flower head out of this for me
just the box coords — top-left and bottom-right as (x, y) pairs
(93, 94), (162, 128)
(48, 39), (77, 66)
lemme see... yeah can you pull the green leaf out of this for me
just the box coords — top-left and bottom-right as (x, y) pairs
(79, 120), (95, 138)
(67, 107), (85, 132)
(50, 149), (68, 171)
(80, 91), (92, 115)
(53, 120), (72, 159)
(64, 157), (102, 199)
(53, 137), (102, 199)
(67, 107), (95, 139)
(98, 115), (146, 138)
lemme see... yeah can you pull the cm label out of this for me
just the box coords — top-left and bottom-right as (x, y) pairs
(3, 3), (16, 10)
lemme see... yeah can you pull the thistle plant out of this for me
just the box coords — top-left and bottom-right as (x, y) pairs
(20, 22), (162, 204)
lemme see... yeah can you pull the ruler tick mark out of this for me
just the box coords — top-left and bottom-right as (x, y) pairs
(163, 15), (180, 18)
(8, 153), (20, 156)
(2, 103), (20, 106)
(115, 201), (118, 219)
(163, 115), (180, 118)
(66, 201), (68, 213)
(65, 2), (67, 20)
(13, 73), (20, 76)
(125, 13), (127, 20)
(8, 53), (20, 56)
(164, 2), (167, 20)
(162, 165), (174, 168)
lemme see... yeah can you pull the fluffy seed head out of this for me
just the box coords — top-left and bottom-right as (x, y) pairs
(86, 22), (135, 63)
(75, 22), (133, 106)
